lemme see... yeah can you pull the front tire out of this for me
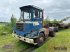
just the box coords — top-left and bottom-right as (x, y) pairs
(35, 33), (45, 46)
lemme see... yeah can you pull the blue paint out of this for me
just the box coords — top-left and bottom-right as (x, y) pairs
(14, 22), (42, 36)
(13, 5), (43, 38)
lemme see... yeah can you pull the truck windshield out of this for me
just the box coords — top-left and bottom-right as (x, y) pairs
(20, 11), (31, 21)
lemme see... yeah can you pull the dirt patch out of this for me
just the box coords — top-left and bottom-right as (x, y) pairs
(20, 38), (51, 52)
(2, 44), (12, 49)
(2, 44), (13, 52)
(20, 44), (37, 52)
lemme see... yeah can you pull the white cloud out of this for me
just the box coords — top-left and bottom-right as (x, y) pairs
(0, 0), (70, 22)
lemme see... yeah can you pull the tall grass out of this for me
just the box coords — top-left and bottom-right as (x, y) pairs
(0, 24), (13, 35)
(34, 29), (70, 52)
(0, 24), (29, 52)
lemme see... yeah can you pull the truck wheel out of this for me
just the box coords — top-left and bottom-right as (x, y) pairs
(49, 31), (55, 37)
(35, 33), (45, 46)
(51, 32), (55, 37)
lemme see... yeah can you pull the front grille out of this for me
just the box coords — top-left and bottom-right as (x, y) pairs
(16, 23), (23, 31)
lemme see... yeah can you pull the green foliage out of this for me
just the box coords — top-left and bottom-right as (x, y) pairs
(0, 25), (29, 52)
(0, 14), (17, 35)
(44, 18), (60, 25)
(52, 19), (58, 23)
(34, 29), (70, 52)
(49, 19), (60, 24)
(0, 34), (29, 52)
(0, 15), (29, 52)
(0, 24), (12, 35)
(11, 14), (17, 28)
(4, 24), (13, 33)
(44, 17), (50, 25)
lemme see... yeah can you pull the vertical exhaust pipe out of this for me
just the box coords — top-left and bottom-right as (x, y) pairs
(42, 9), (44, 27)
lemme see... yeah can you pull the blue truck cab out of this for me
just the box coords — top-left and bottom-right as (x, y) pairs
(13, 5), (49, 45)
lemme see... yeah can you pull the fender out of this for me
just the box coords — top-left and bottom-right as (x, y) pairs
(39, 28), (49, 38)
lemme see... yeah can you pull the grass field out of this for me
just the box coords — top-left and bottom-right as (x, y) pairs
(0, 24), (70, 52)
(0, 26), (29, 52)
(34, 29), (70, 52)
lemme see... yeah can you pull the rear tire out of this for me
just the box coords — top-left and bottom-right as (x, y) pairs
(49, 31), (55, 37)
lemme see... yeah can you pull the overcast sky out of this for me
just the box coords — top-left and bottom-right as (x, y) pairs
(0, 0), (70, 22)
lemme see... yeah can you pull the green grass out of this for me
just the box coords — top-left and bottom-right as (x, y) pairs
(0, 25), (29, 52)
(34, 29), (70, 52)
(0, 24), (70, 52)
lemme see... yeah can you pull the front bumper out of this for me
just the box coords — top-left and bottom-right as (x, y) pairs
(12, 33), (37, 45)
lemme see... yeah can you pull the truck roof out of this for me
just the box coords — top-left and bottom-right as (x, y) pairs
(20, 5), (43, 11)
